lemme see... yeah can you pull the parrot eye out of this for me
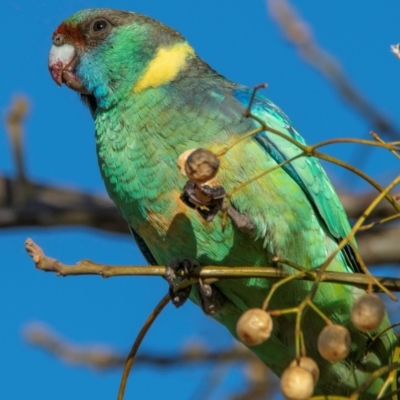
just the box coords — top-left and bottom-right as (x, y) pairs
(92, 19), (109, 32)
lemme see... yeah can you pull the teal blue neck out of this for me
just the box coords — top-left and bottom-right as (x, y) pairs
(77, 25), (155, 109)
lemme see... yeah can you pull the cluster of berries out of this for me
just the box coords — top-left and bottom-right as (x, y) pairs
(236, 294), (385, 400)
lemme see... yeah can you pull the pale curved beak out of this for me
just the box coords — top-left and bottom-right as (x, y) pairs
(48, 44), (90, 94)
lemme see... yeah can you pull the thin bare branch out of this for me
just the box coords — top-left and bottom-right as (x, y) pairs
(24, 238), (400, 291)
(117, 294), (170, 400)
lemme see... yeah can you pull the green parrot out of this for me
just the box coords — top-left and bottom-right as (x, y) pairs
(48, 9), (397, 397)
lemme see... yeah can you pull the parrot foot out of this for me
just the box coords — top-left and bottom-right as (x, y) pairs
(165, 258), (222, 315)
(165, 258), (195, 308)
(198, 278), (223, 316)
(180, 181), (226, 222)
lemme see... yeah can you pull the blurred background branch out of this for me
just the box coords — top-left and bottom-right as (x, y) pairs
(268, 0), (399, 138)
(24, 323), (254, 370)
(24, 323), (277, 400)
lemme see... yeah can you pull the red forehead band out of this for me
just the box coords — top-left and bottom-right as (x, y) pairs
(52, 22), (85, 47)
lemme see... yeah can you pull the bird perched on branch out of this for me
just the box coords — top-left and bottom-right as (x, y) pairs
(48, 9), (397, 397)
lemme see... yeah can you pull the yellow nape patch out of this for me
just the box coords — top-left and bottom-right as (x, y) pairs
(133, 42), (195, 93)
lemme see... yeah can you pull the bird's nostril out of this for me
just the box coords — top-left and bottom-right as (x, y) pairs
(53, 33), (64, 46)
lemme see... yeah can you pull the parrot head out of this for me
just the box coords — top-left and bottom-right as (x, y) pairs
(48, 9), (195, 109)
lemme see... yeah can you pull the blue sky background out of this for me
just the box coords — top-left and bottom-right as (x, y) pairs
(1, 1), (400, 399)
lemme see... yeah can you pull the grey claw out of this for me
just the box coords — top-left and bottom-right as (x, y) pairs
(199, 279), (212, 298)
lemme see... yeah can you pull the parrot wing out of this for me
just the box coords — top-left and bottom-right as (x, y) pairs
(234, 88), (360, 272)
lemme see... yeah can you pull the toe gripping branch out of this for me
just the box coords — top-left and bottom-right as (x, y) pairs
(165, 258), (194, 308)
(165, 258), (222, 316)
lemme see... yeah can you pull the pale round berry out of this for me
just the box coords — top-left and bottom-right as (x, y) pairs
(236, 308), (273, 346)
(289, 357), (319, 385)
(317, 324), (351, 362)
(184, 148), (220, 184)
(351, 294), (385, 332)
(280, 366), (314, 400)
